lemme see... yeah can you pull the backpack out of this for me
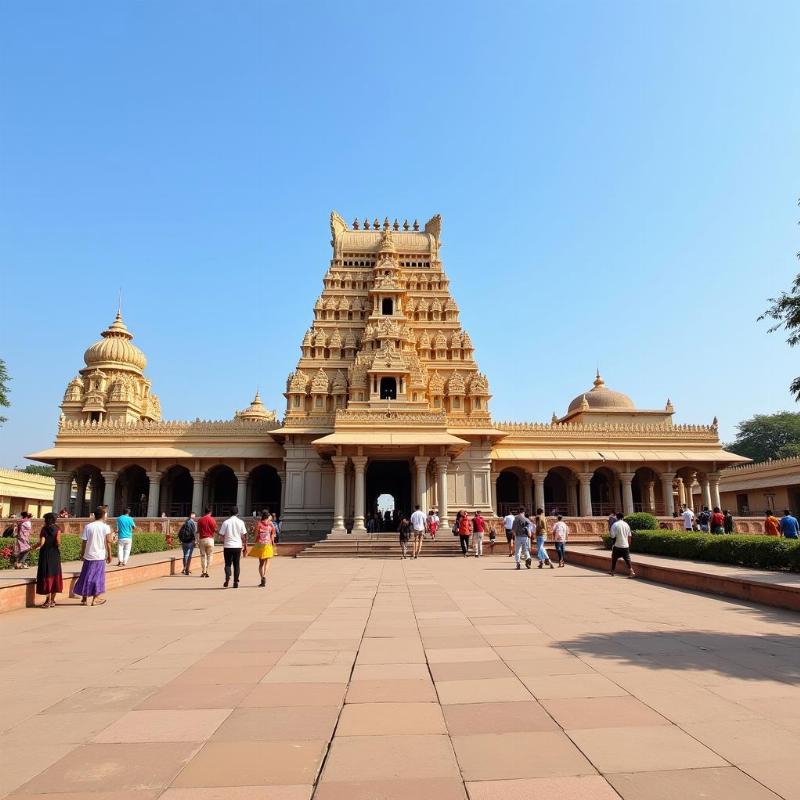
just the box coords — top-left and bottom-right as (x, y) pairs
(2, 525), (13, 538)
(178, 521), (195, 543)
(698, 510), (710, 525)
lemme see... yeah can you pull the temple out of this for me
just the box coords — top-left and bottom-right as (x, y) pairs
(28, 212), (747, 531)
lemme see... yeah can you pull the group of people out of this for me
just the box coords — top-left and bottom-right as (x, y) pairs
(397, 507), (440, 558)
(678, 505), (735, 534)
(501, 508), (568, 569)
(763, 509), (799, 538)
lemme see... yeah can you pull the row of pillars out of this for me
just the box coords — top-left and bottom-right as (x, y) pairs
(490, 470), (723, 517)
(53, 469), (287, 518)
(330, 455), (451, 536)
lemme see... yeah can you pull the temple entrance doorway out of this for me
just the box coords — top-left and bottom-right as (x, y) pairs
(380, 377), (397, 400)
(366, 460), (411, 532)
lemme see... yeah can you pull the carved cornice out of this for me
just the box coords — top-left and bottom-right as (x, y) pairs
(56, 418), (283, 436)
(495, 421), (720, 439)
(722, 455), (797, 474)
(335, 409), (447, 425)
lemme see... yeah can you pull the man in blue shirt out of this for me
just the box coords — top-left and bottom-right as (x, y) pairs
(779, 509), (799, 539)
(115, 507), (136, 566)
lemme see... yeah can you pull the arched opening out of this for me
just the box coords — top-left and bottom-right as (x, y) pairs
(366, 460), (411, 532)
(590, 467), (617, 517)
(248, 464), (282, 517)
(496, 470), (522, 516)
(632, 467), (660, 514)
(161, 465), (192, 518)
(544, 468), (575, 516)
(71, 464), (104, 517)
(115, 465), (149, 517)
(206, 464), (237, 517)
(380, 377), (397, 400)
(381, 297), (393, 315)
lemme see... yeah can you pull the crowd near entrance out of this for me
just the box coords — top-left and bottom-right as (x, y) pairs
(366, 460), (412, 532)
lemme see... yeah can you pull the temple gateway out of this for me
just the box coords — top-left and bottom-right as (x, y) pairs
(29, 212), (746, 532)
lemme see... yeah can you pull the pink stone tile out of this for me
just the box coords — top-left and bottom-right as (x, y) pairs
(314, 778), (467, 799)
(607, 767), (781, 800)
(337, 703), (446, 735)
(93, 709), (232, 743)
(466, 775), (620, 800)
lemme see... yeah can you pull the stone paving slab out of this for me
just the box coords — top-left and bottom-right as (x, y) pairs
(2, 556), (800, 799)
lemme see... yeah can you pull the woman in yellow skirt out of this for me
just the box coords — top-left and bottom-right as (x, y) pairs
(249, 511), (276, 587)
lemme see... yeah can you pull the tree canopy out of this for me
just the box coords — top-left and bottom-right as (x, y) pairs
(726, 412), (800, 463)
(0, 359), (9, 425)
(18, 465), (54, 478)
(759, 197), (800, 399)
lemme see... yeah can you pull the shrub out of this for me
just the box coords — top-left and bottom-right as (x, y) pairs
(0, 531), (174, 570)
(624, 512), (658, 531)
(604, 530), (800, 571)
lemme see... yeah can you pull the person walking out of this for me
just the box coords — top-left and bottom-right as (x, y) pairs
(72, 507), (113, 605)
(609, 512), (636, 578)
(33, 512), (63, 607)
(779, 509), (799, 539)
(503, 511), (515, 557)
(398, 517), (411, 559)
(197, 507), (216, 578)
(765, 510), (780, 536)
(534, 508), (554, 568)
(552, 514), (568, 567)
(248, 511), (275, 587)
(710, 507), (725, 535)
(697, 506), (711, 532)
(178, 512), (197, 575)
(472, 510), (486, 557)
(457, 510), (472, 556)
(512, 508), (532, 569)
(427, 509), (439, 540)
(13, 511), (33, 569)
(115, 507), (136, 567)
(273, 513), (282, 544)
(681, 504), (695, 532)
(723, 509), (734, 534)
(410, 505), (427, 559)
(219, 506), (247, 588)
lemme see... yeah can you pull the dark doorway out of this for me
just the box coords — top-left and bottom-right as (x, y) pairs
(161, 466), (192, 517)
(366, 460), (412, 531)
(496, 470), (522, 516)
(249, 465), (282, 516)
(206, 465), (237, 517)
(381, 298), (393, 315)
(380, 377), (397, 400)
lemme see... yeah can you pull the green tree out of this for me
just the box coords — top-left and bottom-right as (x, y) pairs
(760, 197), (800, 398)
(18, 465), (54, 478)
(726, 412), (800, 463)
(0, 359), (9, 425)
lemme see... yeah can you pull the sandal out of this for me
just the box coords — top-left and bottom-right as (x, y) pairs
(91, 597), (107, 606)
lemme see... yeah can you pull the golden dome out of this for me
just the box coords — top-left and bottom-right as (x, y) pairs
(235, 391), (276, 422)
(83, 311), (147, 373)
(567, 371), (635, 414)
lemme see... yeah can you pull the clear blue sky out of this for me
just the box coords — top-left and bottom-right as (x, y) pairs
(2, 1), (799, 467)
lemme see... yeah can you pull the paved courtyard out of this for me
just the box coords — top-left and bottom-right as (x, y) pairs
(1, 555), (799, 800)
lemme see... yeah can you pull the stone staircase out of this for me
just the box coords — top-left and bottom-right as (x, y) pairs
(296, 532), (603, 558)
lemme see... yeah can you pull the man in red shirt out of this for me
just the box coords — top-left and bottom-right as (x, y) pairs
(710, 507), (726, 535)
(472, 511), (486, 557)
(196, 507), (217, 578)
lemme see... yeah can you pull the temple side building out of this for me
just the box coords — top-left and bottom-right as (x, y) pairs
(28, 212), (747, 531)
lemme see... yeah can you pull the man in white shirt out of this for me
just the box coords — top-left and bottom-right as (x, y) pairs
(681, 505), (694, 532)
(552, 515), (569, 567)
(218, 506), (248, 588)
(503, 512), (515, 557)
(410, 505), (427, 559)
(609, 512), (635, 578)
(72, 506), (113, 605)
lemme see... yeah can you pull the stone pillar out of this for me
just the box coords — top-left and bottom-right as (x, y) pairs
(620, 472), (635, 516)
(709, 472), (721, 509)
(190, 471), (204, 516)
(146, 471), (162, 517)
(661, 474), (676, 517)
(277, 469), (286, 517)
(101, 470), (118, 517)
(235, 471), (248, 514)
(52, 471), (72, 516)
(578, 472), (594, 516)
(676, 477), (686, 507)
(436, 456), (450, 526)
(532, 472), (547, 513)
(74, 476), (88, 517)
(351, 456), (367, 536)
(647, 480), (656, 513)
(522, 472), (533, 513)
(685, 474), (695, 510)
(414, 456), (429, 510)
(566, 478), (578, 516)
(331, 456), (347, 535)
(701, 477), (712, 510)
(490, 471), (499, 516)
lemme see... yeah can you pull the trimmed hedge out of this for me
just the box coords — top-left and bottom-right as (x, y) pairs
(0, 532), (174, 570)
(602, 530), (800, 571)
(624, 513), (658, 531)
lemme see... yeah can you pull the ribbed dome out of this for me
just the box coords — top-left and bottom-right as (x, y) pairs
(83, 312), (147, 372)
(567, 372), (635, 414)
(235, 391), (276, 422)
